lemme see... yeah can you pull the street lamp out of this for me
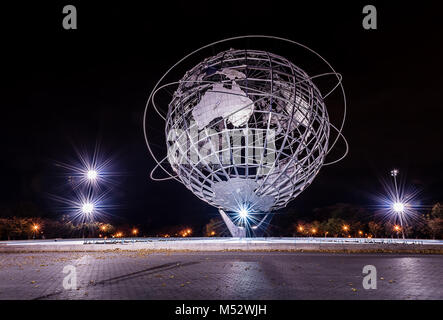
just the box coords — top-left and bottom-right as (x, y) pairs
(297, 225), (304, 236)
(342, 225), (349, 237)
(86, 169), (98, 181)
(390, 169), (406, 239)
(80, 202), (94, 239)
(32, 224), (39, 240)
(82, 202), (94, 215)
(180, 228), (192, 237)
(393, 225), (402, 238)
(393, 202), (405, 213)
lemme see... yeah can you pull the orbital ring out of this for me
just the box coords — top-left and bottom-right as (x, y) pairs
(143, 35), (348, 179)
(148, 73), (347, 181)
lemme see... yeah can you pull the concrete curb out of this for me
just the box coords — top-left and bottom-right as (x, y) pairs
(1, 242), (442, 254)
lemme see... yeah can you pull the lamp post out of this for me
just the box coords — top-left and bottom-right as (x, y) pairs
(393, 225), (402, 238)
(342, 225), (349, 237)
(391, 169), (405, 239)
(297, 225), (304, 237)
(81, 202), (94, 239)
(32, 224), (39, 240)
(311, 228), (317, 237)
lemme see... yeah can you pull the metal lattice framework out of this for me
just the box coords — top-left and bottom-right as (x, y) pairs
(144, 36), (348, 231)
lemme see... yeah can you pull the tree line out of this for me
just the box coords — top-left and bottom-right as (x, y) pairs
(1, 203), (442, 240)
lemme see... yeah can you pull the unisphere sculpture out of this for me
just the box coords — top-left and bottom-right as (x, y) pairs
(144, 36), (348, 237)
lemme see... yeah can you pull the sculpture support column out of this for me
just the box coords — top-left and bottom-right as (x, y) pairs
(250, 213), (273, 237)
(219, 209), (246, 237)
(219, 209), (273, 237)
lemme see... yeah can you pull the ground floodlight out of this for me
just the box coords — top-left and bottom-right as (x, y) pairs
(239, 208), (249, 218)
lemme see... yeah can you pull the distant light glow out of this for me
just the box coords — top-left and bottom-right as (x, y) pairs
(180, 228), (192, 237)
(392, 202), (405, 213)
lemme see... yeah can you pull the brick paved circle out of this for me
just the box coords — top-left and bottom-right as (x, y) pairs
(0, 252), (441, 299)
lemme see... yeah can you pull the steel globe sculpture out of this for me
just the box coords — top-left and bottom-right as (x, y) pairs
(144, 36), (348, 237)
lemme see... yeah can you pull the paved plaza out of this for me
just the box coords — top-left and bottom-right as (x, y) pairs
(0, 251), (441, 299)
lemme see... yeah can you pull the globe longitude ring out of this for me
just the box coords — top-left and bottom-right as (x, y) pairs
(143, 35), (348, 237)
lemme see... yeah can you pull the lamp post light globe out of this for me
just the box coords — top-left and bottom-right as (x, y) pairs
(32, 224), (39, 240)
(392, 202), (405, 213)
(86, 169), (98, 181)
(82, 202), (94, 215)
(390, 169), (399, 177)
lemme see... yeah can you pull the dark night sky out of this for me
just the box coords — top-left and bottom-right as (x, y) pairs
(1, 1), (442, 231)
